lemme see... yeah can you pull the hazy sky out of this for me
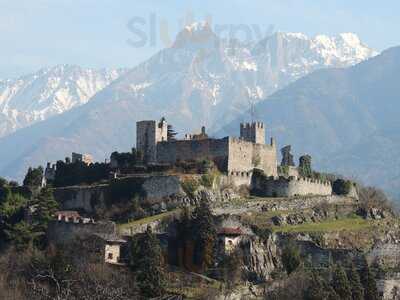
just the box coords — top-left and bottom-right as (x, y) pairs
(1, 0), (399, 78)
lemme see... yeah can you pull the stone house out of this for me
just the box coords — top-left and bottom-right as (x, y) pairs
(104, 236), (128, 265)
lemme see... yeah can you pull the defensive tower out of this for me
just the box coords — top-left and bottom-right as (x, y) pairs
(240, 122), (265, 144)
(136, 118), (168, 162)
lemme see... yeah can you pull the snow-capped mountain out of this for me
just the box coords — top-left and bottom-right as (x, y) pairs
(250, 32), (378, 98)
(0, 24), (378, 182)
(0, 65), (126, 137)
(112, 24), (377, 132)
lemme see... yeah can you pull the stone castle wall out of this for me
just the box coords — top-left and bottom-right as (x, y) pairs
(226, 171), (254, 187)
(54, 184), (108, 213)
(53, 175), (183, 215)
(228, 137), (278, 177)
(47, 220), (116, 244)
(157, 138), (230, 170)
(253, 176), (332, 197)
(156, 137), (278, 177)
(141, 175), (182, 199)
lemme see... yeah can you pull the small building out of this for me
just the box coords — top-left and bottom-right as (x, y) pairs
(55, 210), (94, 224)
(56, 210), (81, 222)
(218, 227), (244, 252)
(104, 237), (128, 265)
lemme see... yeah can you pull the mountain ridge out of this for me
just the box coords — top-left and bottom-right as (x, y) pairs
(219, 46), (400, 199)
(0, 64), (127, 137)
(0, 29), (378, 183)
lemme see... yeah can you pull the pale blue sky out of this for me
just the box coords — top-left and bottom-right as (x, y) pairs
(0, 0), (399, 78)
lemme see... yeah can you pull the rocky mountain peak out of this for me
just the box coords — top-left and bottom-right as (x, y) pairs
(172, 21), (219, 49)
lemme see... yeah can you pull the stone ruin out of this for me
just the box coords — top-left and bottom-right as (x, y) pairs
(281, 145), (295, 167)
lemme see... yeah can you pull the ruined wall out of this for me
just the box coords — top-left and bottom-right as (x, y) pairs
(53, 175), (183, 215)
(227, 137), (278, 177)
(142, 175), (182, 199)
(54, 185), (108, 213)
(254, 177), (332, 197)
(156, 138), (229, 170)
(47, 220), (116, 244)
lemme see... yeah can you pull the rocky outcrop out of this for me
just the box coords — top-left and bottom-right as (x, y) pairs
(358, 206), (393, 220)
(241, 235), (281, 282)
(261, 195), (356, 212)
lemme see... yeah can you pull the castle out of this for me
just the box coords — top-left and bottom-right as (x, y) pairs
(136, 118), (332, 197)
(136, 119), (278, 178)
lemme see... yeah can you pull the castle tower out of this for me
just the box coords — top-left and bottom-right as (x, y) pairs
(136, 119), (168, 163)
(240, 122), (265, 144)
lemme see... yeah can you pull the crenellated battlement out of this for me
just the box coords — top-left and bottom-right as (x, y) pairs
(138, 118), (278, 177)
(240, 121), (266, 144)
(252, 175), (332, 197)
(240, 122), (264, 129)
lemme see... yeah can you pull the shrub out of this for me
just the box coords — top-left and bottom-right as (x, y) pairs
(333, 179), (352, 195)
(200, 159), (214, 174)
(200, 174), (214, 188)
(0, 177), (8, 187)
(181, 178), (199, 198)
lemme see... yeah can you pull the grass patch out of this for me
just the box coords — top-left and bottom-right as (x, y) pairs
(118, 209), (180, 231)
(273, 216), (374, 233)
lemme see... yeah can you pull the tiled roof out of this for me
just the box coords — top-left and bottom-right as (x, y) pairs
(56, 211), (80, 218)
(218, 227), (243, 236)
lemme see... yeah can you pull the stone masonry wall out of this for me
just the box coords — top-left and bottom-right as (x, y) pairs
(47, 220), (116, 244)
(227, 137), (278, 177)
(54, 185), (108, 213)
(53, 175), (183, 215)
(254, 177), (332, 197)
(141, 175), (182, 199)
(156, 138), (230, 170)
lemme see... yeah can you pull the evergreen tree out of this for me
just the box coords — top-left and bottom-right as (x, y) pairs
(281, 240), (301, 274)
(348, 264), (364, 300)
(133, 226), (166, 298)
(220, 249), (243, 289)
(33, 187), (59, 231)
(299, 155), (312, 178)
(361, 264), (379, 300)
(0, 190), (29, 247)
(331, 264), (352, 300)
(305, 272), (340, 300)
(23, 166), (44, 188)
(0, 177), (8, 187)
(191, 200), (217, 270)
